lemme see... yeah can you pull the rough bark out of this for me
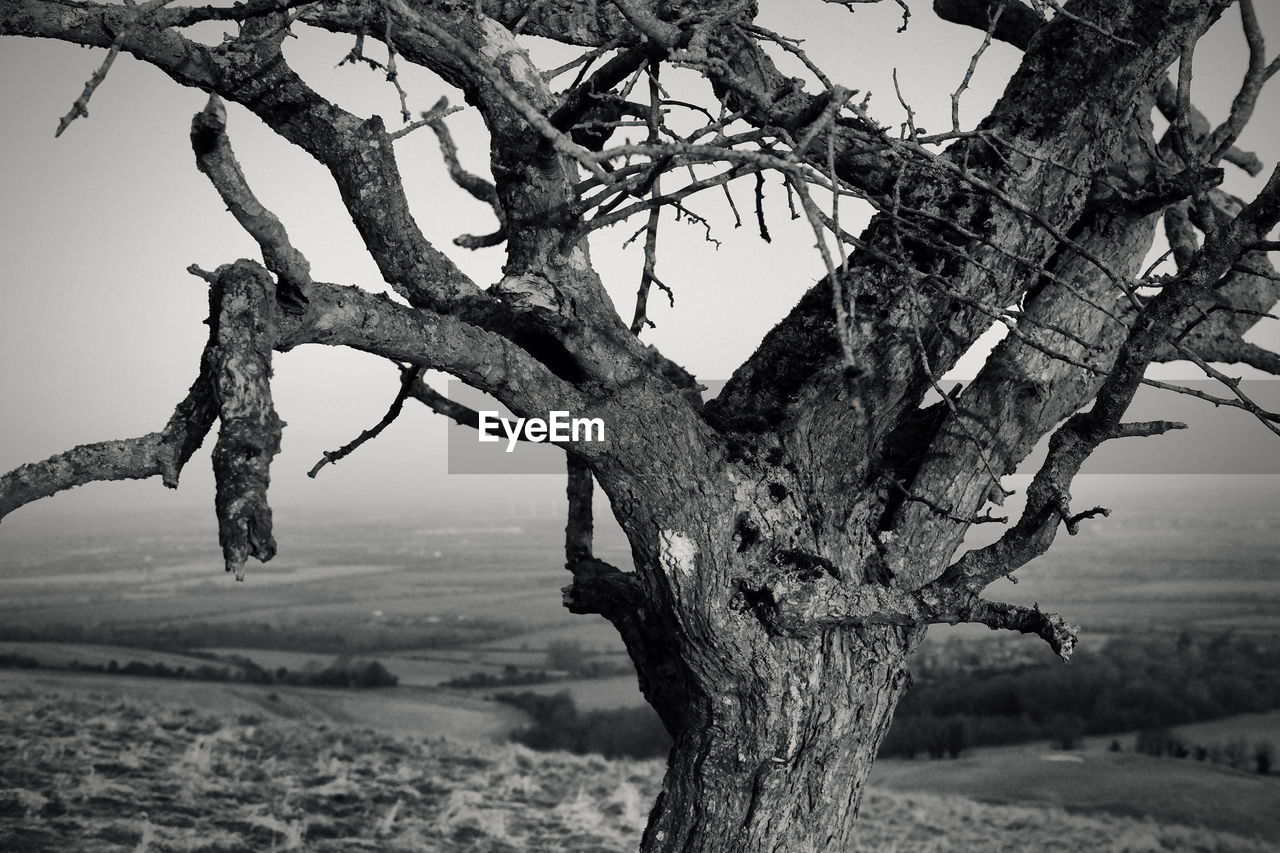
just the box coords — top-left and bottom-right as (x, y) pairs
(209, 261), (284, 580)
(642, 625), (912, 852)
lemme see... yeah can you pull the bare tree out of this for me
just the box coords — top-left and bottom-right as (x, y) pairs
(2, 0), (1279, 849)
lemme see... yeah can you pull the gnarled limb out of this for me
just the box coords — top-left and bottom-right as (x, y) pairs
(887, 197), (1164, 587)
(1, 433), (195, 523)
(746, 560), (1078, 660)
(1153, 193), (1280, 372)
(935, 0), (1263, 176)
(0, 0), (480, 312)
(421, 98), (507, 249)
(302, 0), (687, 401)
(191, 95), (312, 314)
(940, 164), (1280, 603)
(933, 0), (1042, 49)
(0, 264), (225, 521)
(563, 455), (637, 614)
(0, 255), (286, 550)
(710, 0), (1230, 457)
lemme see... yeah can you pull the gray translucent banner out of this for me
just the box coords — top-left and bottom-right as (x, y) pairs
(446, 379), (1279, 475)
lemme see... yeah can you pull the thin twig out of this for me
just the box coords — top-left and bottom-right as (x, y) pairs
(56, 0), (177, 137)
(308, 366), (422, 478)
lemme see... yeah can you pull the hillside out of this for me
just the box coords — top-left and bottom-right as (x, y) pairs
(1, 690), (1272, 853)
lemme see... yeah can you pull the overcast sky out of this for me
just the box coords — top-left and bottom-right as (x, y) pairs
(1, 0), (1277, 533)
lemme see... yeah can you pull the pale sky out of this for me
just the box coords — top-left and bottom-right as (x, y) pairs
(0, 1), (1277, 531)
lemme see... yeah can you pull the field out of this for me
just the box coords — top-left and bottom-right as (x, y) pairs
(197, 647), (517, 688)
(871, 736), (1280, 842)
(0, 642), (235, 673)
(3, 487), (1279, 712)
(2, 480), (1280, 847)
(1170, 710), (1280, 744)
(0, 508), (582, 641)
(2, 689), (1274, 853)
(4, 479), (1279, 653)
(0, 669), (526, 743)
(3, 663), (1279, 846)
(497, 676), (646, 711)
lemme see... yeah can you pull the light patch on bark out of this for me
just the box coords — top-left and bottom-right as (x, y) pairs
(491, 273), (560, 314)
(477, 16), (542, 92)
(875, 530), (909, 580)
(659, 529), (696, 578)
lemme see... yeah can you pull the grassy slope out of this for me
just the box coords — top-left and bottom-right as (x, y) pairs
(2, 690), (1273, 853)
(1170, 710), (1280, 744)
(0, 669), (527, 744)
(873, 741), (1280, 844)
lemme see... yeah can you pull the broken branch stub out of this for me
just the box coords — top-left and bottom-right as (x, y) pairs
(210, 260), (284, 581)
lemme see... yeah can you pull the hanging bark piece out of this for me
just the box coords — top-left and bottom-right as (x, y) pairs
(210, 259), (283, 581)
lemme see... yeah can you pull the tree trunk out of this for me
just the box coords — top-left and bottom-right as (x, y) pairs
(590, 470), (922, 853)
(639, 633), (913, 853)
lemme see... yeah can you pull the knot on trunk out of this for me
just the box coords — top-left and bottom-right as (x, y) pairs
(736, 552), (857, 638)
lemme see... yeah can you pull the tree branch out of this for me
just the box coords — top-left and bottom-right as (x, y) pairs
(1, 434), (185, 523)
(710, 0), (1228, 457)
(887, 194), (1163, 586)
(0, 257), (227, 520)
(561, 456), (638, 616)
(272, 279), (590, 439)
(420, 97), (508, 249)
(745, 568), (1078, 660)
(1, 0), (481, 312)
(302, 0), (683, 399)
(932, 0), (1042, 49)
(191, 94), (311, 313)
(941, 163), (1280, 593)
(935, 0), (1262, 176)
(307, 365), (421, 478)
(0, 258), (286, 575)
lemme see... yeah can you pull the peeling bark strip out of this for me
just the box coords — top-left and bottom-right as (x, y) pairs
(209, 260), (283, 581)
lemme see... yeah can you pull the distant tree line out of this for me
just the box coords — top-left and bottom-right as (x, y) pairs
(493, 690), (671, 760)
(444, 641), (634, 689)
(880, 631), (1280, 759)
(444, 664), (555, 688)
(543, 640), (634, 678)
(59, 655), (399, 689)
(0, 616), (506, 655)
(1135, 727), (1275, 776)
(488, 631), (1279, 763)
